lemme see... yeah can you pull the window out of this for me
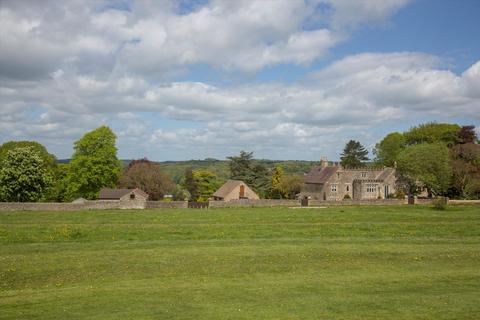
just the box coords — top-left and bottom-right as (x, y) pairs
(366, 184), (376, 193)
(346, 185), (349, 192)
(130, 193), (135, 199)
(331, 184), (337, 192)
(361, 172), (367, 178)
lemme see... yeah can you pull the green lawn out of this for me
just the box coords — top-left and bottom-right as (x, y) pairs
(1, 205), (479, 319)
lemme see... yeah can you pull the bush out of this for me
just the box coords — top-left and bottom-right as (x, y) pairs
(343, 194), (351, 200)
(432, 197), (448, 210)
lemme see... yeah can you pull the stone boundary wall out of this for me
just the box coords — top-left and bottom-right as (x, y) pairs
(145, 201), (188, 209)
(3, 198), (475, 212)
(448, 199), (480, 205)
(309, 199), (407, 206)
(414, 198), (435, 205)
(0, 200), (146, 211)
(209, 199), (300, 208)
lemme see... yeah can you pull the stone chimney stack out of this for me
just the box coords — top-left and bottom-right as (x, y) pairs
(320, 156), (328, 168)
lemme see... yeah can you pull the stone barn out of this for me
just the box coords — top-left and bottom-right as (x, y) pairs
(99, 188), (149, 201)
(212, 180), (260, 201)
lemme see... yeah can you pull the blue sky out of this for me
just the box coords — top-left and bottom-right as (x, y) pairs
(0, 0), (479, 161)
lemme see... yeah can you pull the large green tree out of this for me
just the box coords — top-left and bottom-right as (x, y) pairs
(397, 143), (452, 196)
(373, 132), (405, 167)
(0, 147), (53, 202)
(0, 141), (57, 169)
(65, 126), (122, 200)
(118, 159), (175, 200)
(404, 123), (461, 146)
(340, 140), (369, 168)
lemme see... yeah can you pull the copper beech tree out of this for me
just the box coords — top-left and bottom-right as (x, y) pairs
(118, 159), (174, 200)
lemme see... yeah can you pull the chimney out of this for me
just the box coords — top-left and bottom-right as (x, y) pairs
(320, 156), (328, 168)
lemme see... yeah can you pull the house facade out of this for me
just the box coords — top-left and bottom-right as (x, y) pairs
(299, 158), (397, 201)
(212, 180), (260, 201)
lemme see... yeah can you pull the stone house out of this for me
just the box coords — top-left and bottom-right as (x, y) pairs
(212, 180), (260, 201)
(99, 188), (149, 201)
(299, 157), (397, 201)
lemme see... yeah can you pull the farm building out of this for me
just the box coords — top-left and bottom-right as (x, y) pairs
(212, 180), (259, 201)
(99, 188), (149, 201)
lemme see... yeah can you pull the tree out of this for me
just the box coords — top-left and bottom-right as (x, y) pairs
(373, 132), (405, 167)
(0, 147), (53, 202)
(458, 125), (478, 144)
(227, 151), (270, 197)
(227, 151), (254, 183)
(118, 159), (174, 200)
(340, 140), (369, 168)
(270, 166), (285, 199)
(450, 143), (480, 199)
(0, 141), (57, 169)
(191, 170), (219, 201)
(183, 167), (197, 200)
(65, 126), (122, 200)
(404, 123), (461, 146)
(278, 175), (303, 199)
(396, 143), (452, 196)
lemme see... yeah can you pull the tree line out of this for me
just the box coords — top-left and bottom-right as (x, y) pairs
(1, 122), (478, 202)
(0, 126), (303, 202)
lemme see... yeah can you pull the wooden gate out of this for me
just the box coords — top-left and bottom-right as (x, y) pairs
(301, 198), (309, 207)
(188, 201), (209, 209)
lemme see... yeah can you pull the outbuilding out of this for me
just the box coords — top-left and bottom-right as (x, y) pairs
(98, 188), (149, 201)
(212, 180), (259, 201)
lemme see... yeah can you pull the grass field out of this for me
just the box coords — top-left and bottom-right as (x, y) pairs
(1, 205), (479, 319)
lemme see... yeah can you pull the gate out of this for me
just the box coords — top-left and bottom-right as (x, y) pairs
(301, 197), (309, 207)
(188, 201), (209, 209)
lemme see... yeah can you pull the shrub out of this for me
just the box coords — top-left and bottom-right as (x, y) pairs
(343, 194), (351, 200)
(432, 197), (448, 210)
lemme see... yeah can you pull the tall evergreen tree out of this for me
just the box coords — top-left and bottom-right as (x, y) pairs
(340, 140), (369, 168)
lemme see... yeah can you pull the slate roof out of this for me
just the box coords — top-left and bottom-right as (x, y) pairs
(213, 180), (245, 198)
(99, 188), (148, 199)
(304, 166), (339, 184)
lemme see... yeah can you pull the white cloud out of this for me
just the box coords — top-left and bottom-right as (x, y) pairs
(1, 1), (477, 160)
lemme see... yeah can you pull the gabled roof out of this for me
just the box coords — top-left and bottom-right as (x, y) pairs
(213, 180), (245, 198)
(304, 166), (339, 184)
(99, 188), (148, 199)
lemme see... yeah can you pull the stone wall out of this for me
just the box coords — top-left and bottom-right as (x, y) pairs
(309, 198), (407, 206)
(209, 199), (300, 208)
(0, 200), (146, 211)
(449, 199), (480, 205)
(145, 201), (188, 209)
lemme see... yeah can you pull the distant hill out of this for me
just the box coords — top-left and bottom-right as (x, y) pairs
(58, 158), (319, 184)
(157, 159), (318, 184)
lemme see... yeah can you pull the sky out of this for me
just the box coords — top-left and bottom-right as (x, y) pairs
(0, 0), (479, 161)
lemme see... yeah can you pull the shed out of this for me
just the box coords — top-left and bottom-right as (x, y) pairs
(212, 180), (259, 201)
